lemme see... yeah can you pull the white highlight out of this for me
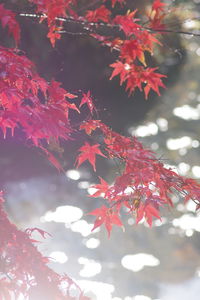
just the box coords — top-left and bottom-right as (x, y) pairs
(78, 257), (102, 278)
(66, 169), (81, 180)
(78, 181), (90, 189)
(192, 165), (200, 178)
(85, 238), (100, 249)
(178, 162), (190, 176)
(50, 251), (68, 263)
(173, 104), (200, 120)
(41, 205), (83, 223)
(156, 118), (168, 131)
(87, 186), (98, 195)
(166, 136), (192, 150)
(186, 200), (197, 213)
(173, 214), (200, 233)
(192, 140), (199, 148)
(121, 253), (160, 272)
(183, 19), (196, 29)
(125, 63), (131, 70)
(134, 122), (158, 137)
(70, 220), (98, 237)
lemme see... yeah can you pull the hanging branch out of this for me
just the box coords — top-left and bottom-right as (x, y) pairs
(19, 13), (200, 38)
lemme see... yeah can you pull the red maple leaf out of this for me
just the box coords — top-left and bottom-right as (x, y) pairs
(0, 4), (20, 44)
(29, 0), (77, 46)
(25, 227), (51, 239)
(80, 120), (102, 135)
(90, 177), (109, 198)
(85, 5), (111, 23)
(114, 10), (141, 37)
(143, 67), (166, 99)
(136, 203), (161, 226)
(79, 91), (96, 115)
(149, 14), (166, 31)
(148, 0), (167, 32)
(152, 0), (166, 14)
(89, 205), (123, 237)
(76, 142), (106, 171)
(110, 61), (129, 85)
(120, 39), (145, 64)
(47, 25), (61, 47)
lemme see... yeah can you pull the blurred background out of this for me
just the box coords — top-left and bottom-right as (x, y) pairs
(1, 0), (200, 299)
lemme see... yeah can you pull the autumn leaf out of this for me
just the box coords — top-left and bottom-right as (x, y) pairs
(28, 0), (76, 46)
(85, 5), (111, 23)
(76, 142), (106, 171)
(152, 0), (166, 14)
(110, 61), (129, 85)
(136, 203), (161, 226)
(47, 25), (61, 47)
(90, 177), (109, 198)
(0, 4), (21, 44)
(79, 91), (96, 115)
(89, 205), (123, 237)
(114, 10), (140, 37)
(25, 227), (52, 239)
(143, 67), (166, 99)
(120, 39), (146, 65)
(80, 120), (102, 135)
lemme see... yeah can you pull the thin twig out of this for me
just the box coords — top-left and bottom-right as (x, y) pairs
(144, 26), (200, 37)
(19, 13), (200, 37)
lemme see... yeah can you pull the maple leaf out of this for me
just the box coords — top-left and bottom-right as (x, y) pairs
(0, 4), (21, 44)
(143, 67), (166, 99)
(110, 61), (166, 97)
(25, 227), (51, 239)
(76, 142), (106, 171)
(89, 205), (123, 237)
(136, 203), (161, 226)
(29, 0), (71, 21)
(149, 15), (166, 31)
(138, 30), (162, 52)
(48, 80), (80, 116)
(114, 10), (141, 37)
(29, 0), (77, 46)
(152, 0), (166, 14)
(148, 0), (167, 31)
(90, 177), (109, 198)
(110, 61), (129, 85)
(47, 25), (61, 47)
(79, 91), (96, 115)
(120, 39), (146, 65)
(0, 48), (80, 172)
(0, 195), (85, 299)
(85, 5), (111, 23)
(80, 120), (103, 135)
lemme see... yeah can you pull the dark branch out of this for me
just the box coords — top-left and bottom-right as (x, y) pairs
(19, 13), (200, 38)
